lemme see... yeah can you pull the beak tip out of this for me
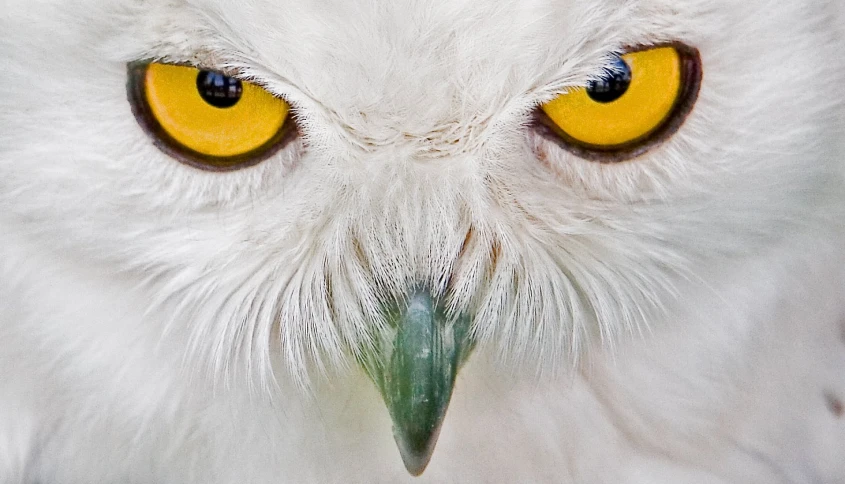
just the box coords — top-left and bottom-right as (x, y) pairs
(395, 427), (441, 476)
(400, 454), (431, 477)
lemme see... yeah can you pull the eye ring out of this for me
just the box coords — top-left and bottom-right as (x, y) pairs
(127, 62), (297, 172)
(534, 43), (702, 163)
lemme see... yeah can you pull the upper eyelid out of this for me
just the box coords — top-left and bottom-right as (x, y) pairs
(141, 58), (245, 81)
(139, 46), (276, 86)
(535, 43), (681, 100)
(532, 43), (685, 105)
(529, 59), (628, 106)
(136, 59), (301, 109)
(137, 56), (338, 130)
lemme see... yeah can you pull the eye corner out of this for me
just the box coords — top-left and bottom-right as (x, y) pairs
(533, 42), (702, 163)
(127, 61), (298, 172)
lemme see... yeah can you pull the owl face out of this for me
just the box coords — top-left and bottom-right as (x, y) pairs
(1, 0), (843, 474)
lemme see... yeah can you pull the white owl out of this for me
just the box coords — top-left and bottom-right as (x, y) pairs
(1, 0), (844, 482)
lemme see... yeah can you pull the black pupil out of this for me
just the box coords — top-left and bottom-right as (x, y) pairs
(587, 56), (632, 103)
(196, 71), (243, 109)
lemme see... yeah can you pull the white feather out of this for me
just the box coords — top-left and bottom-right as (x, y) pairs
(0, 0), (843, 482)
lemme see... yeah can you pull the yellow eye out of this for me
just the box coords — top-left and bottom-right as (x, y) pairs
(129, 63), (294, 171)
(539, 44), (701, 161)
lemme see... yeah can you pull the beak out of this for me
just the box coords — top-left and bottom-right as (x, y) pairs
(359, 287), (475, 476)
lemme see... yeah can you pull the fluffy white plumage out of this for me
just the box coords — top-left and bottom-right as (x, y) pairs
(1, 0), (844, 482)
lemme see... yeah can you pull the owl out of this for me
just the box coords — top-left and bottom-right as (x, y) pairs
(1, 0), (844, 482)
